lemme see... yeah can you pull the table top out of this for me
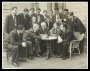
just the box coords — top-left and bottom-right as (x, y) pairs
(41, 36), (57, 40)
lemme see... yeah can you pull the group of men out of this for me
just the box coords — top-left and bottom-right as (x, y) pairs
(4, 6), (86, 67)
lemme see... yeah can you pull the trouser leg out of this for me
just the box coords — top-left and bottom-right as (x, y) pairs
(26, 41), (33, 57)
(62, 42), (70, 57)
(7, 44), (19, 63)
(57, 43), (63, 55)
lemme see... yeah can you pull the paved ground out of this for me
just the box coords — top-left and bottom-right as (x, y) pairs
(2, 49), (88, 69)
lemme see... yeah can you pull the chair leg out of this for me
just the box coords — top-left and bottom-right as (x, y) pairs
(7, 52), (9, 62)
(77, 47), (80, 55)
(69, 48), (72, 59)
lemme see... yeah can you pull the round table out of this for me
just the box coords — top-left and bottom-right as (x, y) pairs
(41, 36), (57, 60)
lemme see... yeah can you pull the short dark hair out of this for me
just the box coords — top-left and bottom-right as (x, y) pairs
(23, 8), (29, 12)
(36, 8), (41, 11)
(68, 12), (74, 16)
(11, 7), (17, 10)
(43, 10), (47, 13)
(50, 10), (53, 12)
(63, 9), (69, 12)
(54, 8), (59, 11)
(46, 16), (50, 19)
(30, 8), (35, 11)
(17, 25), (24, 30)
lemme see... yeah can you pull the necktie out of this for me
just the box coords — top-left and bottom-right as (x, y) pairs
(13, 15), (17, 26)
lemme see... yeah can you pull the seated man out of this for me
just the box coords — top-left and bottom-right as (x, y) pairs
(39, 22), (49, 56)
(57, 24), (73, 60)
(5, 25), (27, 67)
(50, 23), (61, 55)
(23, 24), (41, 58)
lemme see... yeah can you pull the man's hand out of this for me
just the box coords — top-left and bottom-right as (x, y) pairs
(22, 42), (27, 47)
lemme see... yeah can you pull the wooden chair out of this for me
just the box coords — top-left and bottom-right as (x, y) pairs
(69, 40), (81, 59)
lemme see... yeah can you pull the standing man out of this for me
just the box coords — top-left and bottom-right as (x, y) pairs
(62, 9), (69, 20)
(29, 16), (37, 28)
(52, 8), (62, 23)
(4, 7), (18, 34)
(18, 8), (30, 30)
(36, 8), (44, 26)
(49, 10), (53, 21)
(43, 10), (48, 21)
(68, 12), (86, 54)
(44, 16), (53, 30)
(29, 8), (36, 18)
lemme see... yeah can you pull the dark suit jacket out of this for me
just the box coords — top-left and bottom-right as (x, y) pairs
(68, 16), (86, 34)
(18, 13), (30, 30)
(60, 30), (73, 42)
(40, 27), (49, 34)
(44, 20), (53, 30)
(6, 29), (23, 46)
(36, 14), (44, 26)
(4, 14), (19, 34)
(52, 13), (62, 23)
(23, 28), (40, 42)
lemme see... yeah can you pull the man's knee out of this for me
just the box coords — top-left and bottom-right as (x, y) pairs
(13, 45), (18, 50)
(26, 41), (32, 46)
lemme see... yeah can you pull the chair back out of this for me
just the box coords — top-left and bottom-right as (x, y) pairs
(71, 40), (80, 48)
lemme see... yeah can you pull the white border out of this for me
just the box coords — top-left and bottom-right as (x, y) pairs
(2, 2), (88, 69)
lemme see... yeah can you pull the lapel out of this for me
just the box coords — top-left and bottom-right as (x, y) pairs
(10, 14), (14, 23)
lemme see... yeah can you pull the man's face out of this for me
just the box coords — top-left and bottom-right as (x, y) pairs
(33, 25), (39, 31)
(53, 24), (57, 29)
(60, 25), (65, 31)
(30, 10), (34, 15)
(68, 15), (72, 19)
(18, 28), (24, 34)
(36, 10), (40, 14)
(63, 11), (68, 15)
(54, 10), (59, 15)
(43, 11), (47, 15)
(24, 11), (29, 15)
(47, 18), (50, 22)
(41, 24), (46, 29)
(32, 17), (36, 23)
(12, 8), (18, 15)
(50, 11), (53, 15)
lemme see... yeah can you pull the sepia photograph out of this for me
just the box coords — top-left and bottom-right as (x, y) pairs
(2, 2), (88, 69)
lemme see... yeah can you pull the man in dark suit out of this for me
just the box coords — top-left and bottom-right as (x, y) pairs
(68, 12), (86, 53)
(52, 8), (62, 23)
(29, 8), (36, 21)
(62, 9), (69, 20)
(49, 10), (53, 22)
(18, 8), (30, 30)
(5, 25), (27, 66)
(43, 10), (48, 21)
(44, 16), (53, 30)
(57, 24), (73, 60)
(4, 7), (19, 34)
(29, 16), (37, 28)
(36, 8), (44, 26)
